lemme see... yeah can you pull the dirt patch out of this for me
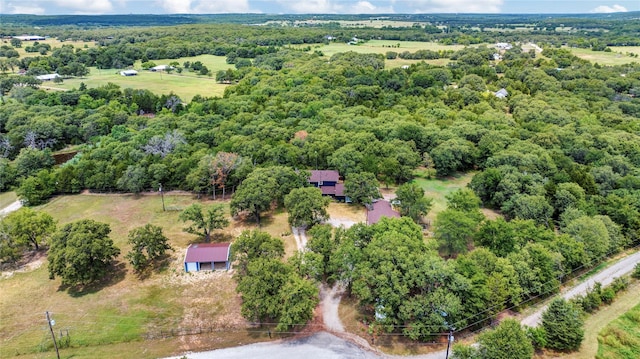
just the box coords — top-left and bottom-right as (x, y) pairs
(0, 250), (46, 279)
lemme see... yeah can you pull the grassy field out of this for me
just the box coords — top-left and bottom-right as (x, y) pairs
(410, 171), (475, 223)
(4, 38), (96, 58)
(296, 40), (463, 68)
(566, 47), (640, 66)
(0, 191), (17, 210)
(50, 54), (234, 102)
(0, 192), (293, 359)
(595, 284), (640, 359)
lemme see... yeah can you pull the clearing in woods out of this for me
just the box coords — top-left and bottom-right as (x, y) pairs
(0, 192), (293, 359)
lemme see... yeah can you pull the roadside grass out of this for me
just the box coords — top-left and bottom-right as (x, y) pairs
(51, 66), (229, 102)
(537, 280), (640, 359)
(0, 191), (17, 209)
(0, 193), (291, 358)
(566, 47), (640, 66)
(596, 291), (640, 359)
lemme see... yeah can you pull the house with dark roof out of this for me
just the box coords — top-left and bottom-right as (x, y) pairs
(366, 200), (400, 225)
(309, 170), (350, 202)
(309, 170), (339, 187)
(184, 242), (231, 272)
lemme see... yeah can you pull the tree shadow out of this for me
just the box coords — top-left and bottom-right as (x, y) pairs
(211, 232), (234, 243)
(132, 254), (173, 280)
(61, 262), (128, 297)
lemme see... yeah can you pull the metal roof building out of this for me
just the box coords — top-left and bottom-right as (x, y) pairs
(184, 242), (231, 272)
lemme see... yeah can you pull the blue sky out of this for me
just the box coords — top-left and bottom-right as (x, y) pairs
(1, 1), (638, 15)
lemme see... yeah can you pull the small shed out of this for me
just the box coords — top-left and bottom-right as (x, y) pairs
(494, 88), (509, 99)
(36, 74), (61, 81)
(367, 200), (400, 225)
(184, 242), (231, 272)
(120, 70), (138, 76)
(150, 65), (172, 72)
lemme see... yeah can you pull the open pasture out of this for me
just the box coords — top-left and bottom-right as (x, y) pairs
(567, 47), (640, 66)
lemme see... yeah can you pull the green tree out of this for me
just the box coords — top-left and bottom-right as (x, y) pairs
(476, 319), (534, 359)
(4, 207), (56, 251)
(236, 258), (291, 323)
(276, 275), (320, 331)
(47, 220), (120, 286)
(179, 203), (229, 242)
(116, 165), (147, 194)
(542, 298), (584, 351)
(394, 182), (433, 223)
(231, 230), (285, 275)
(125, 224), (172, 272)
(0, 222), (20, 263)
(16, 170), (55, 206)
(474, 218), (517, 257)
(284, 187), (330, 227)
(435, 209), (478, 257)
(562, 216), (610, 266)
(344, 172), (380, 206)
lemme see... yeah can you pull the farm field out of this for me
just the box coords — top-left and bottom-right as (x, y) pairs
(566, 47), (640, 66)
(296, 40), (463, 68)
(0, 192), (293, 359)
(6, 38), (96, 58)
(51, 54), (234, 102)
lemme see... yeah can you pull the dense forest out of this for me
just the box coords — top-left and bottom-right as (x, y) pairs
(1, 13), (640, 350)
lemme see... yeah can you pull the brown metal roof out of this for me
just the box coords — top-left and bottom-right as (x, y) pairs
(309, 170), (340, 183)
(367, 200), (400, 225)
(184, 242), (231, 263)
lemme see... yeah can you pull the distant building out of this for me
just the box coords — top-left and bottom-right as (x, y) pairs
(150, 65), (173, 72)
(36, 74), (61, 81)
(495, 88), (509, 99)
(13, 35), (46, 41)
(366, 200), (400, 225)
(184, 243), (231, 272)
(495, 42), (513, 50)
(120, 70), (138, 76)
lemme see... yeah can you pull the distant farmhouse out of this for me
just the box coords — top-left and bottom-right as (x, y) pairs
(36, 74), (61, 81)
(495, 42), (513, 50)
(184, 243), (231, 272)
(13, 35), (46, 41)
(308, 170), (349, 202)
(120, 70), (138, 76)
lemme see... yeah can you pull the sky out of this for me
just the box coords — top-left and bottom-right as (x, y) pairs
(0, 0), (638, 16)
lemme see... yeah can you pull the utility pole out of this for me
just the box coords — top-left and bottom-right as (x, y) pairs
(45, 311), (61, 359)
(445, 329), (454, 359)
(159, 183), (165, 211)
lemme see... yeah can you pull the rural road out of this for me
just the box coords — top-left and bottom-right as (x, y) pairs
(292, 227), (308, 250)
(520, 250), (640, 327)
(0, 200), (22, 217)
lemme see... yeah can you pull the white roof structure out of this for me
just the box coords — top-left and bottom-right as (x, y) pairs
(13, 35), (46, 41)
(150, 65), (173, 71)
(120, 70), (138, 76)
(36, 74), (61, 81)
(495, 88), (509, 98)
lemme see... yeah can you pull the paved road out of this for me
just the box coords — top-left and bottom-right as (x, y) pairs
(520, 250), (640, 327)
(164, 332), (379, 359)
(0, 200), (22, 217)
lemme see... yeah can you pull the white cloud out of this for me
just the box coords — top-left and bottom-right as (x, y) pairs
(590, 4), (628, 13)
(4, 2), (46, 14)
(157, 0), (251, 13)
(156, 0), (193, 13)
(193, 0), (251, 13)
(277, 0), (392, 14)
(54, 0), (114, 14)
(409, 0), (504, 13)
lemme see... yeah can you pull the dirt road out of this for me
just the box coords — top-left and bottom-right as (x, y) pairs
(0, 200), (22, 217)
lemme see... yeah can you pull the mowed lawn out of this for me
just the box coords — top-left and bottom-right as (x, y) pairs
(52, 55), (234, 102)
(298, 40), (463, 68)
(566, 47), (640, 66)
(0, 193), (293, 359)
(410, 172), (475, 223)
